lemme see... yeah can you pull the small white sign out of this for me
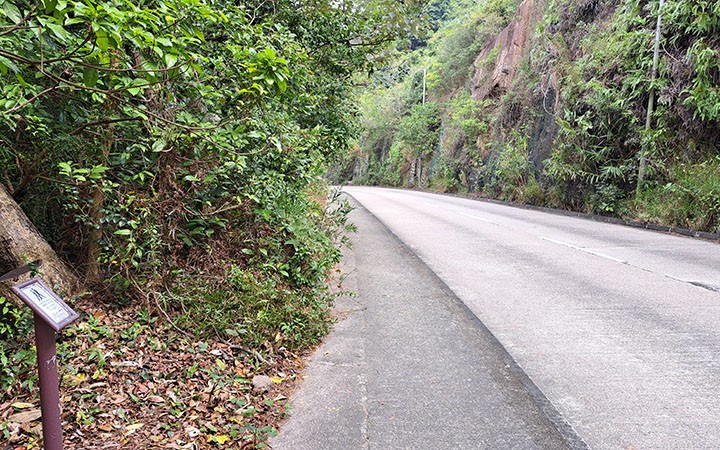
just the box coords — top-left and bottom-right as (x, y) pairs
(12, 278), (79, 332)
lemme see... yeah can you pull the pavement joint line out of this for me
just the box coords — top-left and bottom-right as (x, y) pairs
(352, 257), (371, 450)
(539, 236), (628, 264)
(344, 192), (590, 450)
(669, 278), (719, 293)
(628, 263), (720, 294)
(315, 361), (365, 367)
(687, 281), (719, 292)
(459, 212), (497, 224)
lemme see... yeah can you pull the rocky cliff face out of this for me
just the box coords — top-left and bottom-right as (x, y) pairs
(470, 0), (537, 100)
(467, 0), (559, 172)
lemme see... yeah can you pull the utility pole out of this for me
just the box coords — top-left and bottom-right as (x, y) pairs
(637, 0), (665, 197)
(413, 67), (427, 188)
(422, 67), (426, 106)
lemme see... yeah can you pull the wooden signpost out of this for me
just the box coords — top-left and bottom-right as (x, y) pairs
(11, 277), (79, 450)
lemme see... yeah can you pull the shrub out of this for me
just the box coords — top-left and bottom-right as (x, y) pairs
(0, 297), (34, 391)
(635, 157), (720, 231)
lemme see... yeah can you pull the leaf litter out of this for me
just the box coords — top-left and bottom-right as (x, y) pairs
(1, 297), (311, 449)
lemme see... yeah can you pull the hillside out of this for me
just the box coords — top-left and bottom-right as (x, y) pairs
(342, 0), (720, 233)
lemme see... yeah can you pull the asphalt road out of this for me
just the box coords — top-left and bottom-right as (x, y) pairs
(272, 191), (583, 450)
(335, 186), (720, 449)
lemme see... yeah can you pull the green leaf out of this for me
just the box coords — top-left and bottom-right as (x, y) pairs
(43, 0), (58, 14)
(263, 48), (276, 59)
(45, 22), (69, 43)
(82, 68), (98, 87)
(189, 62), (203, 77)
(114, 229), (132, 236)
(152, 45), (164, 58)
(0, 56), (18, 75)
(164, 53), (178, 68)
(155, 37), (172, 47)
(88, 165), (108, 180)
(151, 140), (166, 152)
(64, 17), (84, 26)
(58, 161), (73, 174)
(95, 29), (109, 51)
(1, 2), (22, 24)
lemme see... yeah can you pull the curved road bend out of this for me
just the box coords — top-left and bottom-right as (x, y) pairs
(340, 186), (720, 449)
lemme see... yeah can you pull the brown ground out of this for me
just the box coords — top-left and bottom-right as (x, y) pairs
(1, 296), (314, 449)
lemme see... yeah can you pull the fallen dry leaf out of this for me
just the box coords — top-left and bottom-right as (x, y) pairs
(185, 425), (201, 437)
(10, 402), (35, 409)
(98, 423), (114, 432)
(2, 297), (302, 450)
(125, 423), (144, 431)
(8, 410), (42, 423)
(111, 394), (128, 404)
(208, 434), (230, 444)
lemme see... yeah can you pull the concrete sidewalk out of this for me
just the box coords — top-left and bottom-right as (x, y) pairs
(271, 200), (585, 449)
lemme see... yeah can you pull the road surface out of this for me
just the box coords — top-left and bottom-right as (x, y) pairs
(276, 186), (720, 449)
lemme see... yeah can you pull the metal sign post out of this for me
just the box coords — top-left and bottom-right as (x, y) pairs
(11, 277), (79, 450)
(33, 314), (64, 450)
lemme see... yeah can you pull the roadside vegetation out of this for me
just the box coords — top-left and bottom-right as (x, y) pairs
(0, 0), (422, 447)
(342, 0), (720, 233)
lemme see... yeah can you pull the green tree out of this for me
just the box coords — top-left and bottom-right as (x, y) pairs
(0, 0), (417, 337)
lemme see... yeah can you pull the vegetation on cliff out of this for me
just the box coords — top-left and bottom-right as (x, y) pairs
(344, 0), (720, 233)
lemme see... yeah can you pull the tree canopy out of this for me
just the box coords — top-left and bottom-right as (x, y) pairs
(0, 0), (423, 289)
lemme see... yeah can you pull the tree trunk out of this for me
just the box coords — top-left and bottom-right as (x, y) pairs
(0, 185), (79, 296)
(85, 180), (105, 283)
(85, 66), (118, 283)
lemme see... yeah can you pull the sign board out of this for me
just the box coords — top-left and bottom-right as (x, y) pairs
(12, 278), (79, 332)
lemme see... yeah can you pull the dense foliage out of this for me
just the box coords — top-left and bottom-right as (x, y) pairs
(0, 1), (424, 445)
(0, 0), (425, 337)
(347, 0), (720, 233)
